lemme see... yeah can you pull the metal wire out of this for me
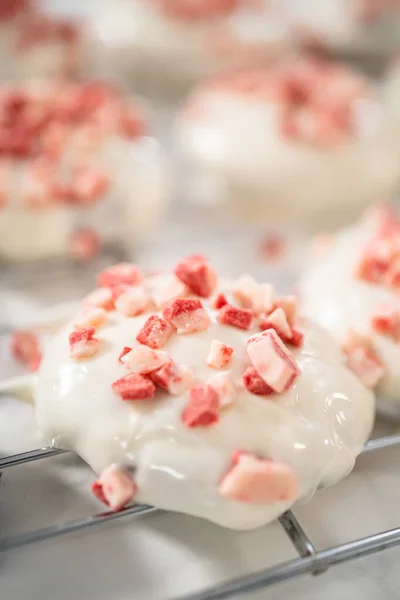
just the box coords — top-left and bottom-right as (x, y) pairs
(1, 433), (400, 599)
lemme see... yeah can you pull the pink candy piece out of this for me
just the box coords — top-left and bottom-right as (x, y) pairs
(84, 287), (114, 311)
(10, 330), (40, 367)
(151, 360), (195, 395)
(119, 346), (132, 363)
(136, 315), (173, 349)
(114, 286), (150, 317)
(233, 275), (274, 315)
(151, 274), (188, 309)
(182, 384), (220, 427)
(212, 293), (228, 309)
(206, 339), (234, 369)
(371, 305), (400, 342)
(219, 451), (299, 504)
(274, 295), (297, 326)
(342, 332), (385, 388)
(259, 307), (293, 343)
(242, 366), (274, 396)
(175, 254), (217, 298)
(68, 228), (100, 262)
(92, 465), (137, 512)
(218, 304), (252, 330)
(97, 263), (143, 288)
(69, 327), (100, 359)
(112, 372), (156, 400)
(247, 329), (301, 393)
(74, 307), (107, 329)
(73, 165), (109, 205)
(163, 298), (210, 334)
(207, 372), (236, 407)
(120, 345), (169, 374)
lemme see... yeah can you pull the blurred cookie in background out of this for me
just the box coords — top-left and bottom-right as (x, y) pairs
(84, 0), (293, 96)
(176, 55), (400, 227)
(0, 80), (171, 264)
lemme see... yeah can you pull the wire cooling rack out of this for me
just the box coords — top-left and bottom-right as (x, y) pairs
(1, 434), (400, 600)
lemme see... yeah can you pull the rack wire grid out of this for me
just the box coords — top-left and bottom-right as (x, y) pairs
(1, 433), (400, 600)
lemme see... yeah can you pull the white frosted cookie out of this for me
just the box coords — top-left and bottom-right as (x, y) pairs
(301, 206), (400, 402)
(0, 80), (170, 262)
(85, 0), (292, 92)
(176, 56), (400, 219)
(0, 0), (82, 80)
(35, 256), (374, 530)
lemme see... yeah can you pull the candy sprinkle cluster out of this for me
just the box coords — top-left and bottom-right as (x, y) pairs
(0, 81), (146, 208)
(69, 256), (303, 511)
(341, 207), (400, 389)
(188, 56), (367, 146)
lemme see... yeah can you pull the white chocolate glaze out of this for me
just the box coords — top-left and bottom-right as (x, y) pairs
(177, 76), (400, 218)
(301, 214), (400, 402)
(85, 0), (291, 90)
(35, 279), (374, 530)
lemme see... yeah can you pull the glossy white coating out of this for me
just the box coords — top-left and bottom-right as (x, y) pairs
(35, 280), (374, 529)
(301, 214), (400, 402)
(176, 83), (400, 217)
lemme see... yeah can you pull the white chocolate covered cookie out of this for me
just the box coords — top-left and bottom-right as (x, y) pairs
(35, 256), (374, 529)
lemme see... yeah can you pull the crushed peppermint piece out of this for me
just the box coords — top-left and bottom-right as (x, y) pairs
(136, 315), (173, 349)
(163, 298), (210, 334)
(68, 228), (101, 262)
(371, 305), (400, 342)
(74, 307), (107, 329)
(207, 372), (236, 407)
(342, 331), (385, 388)
(69, 327), (100, 359)
(114, 286), (150, 317)
(84, 287), (114, 311)
(219, 451), (299, 503)
(259, 307), (293, 343)
(206, 339), (234, 369)
(212, 293), (228, 309)
(218, 304), (252, 330)
(151, 360), (194, 395)
(275, 295), (297, 325)
(10, 330), (41, 366)
(112, 372), (156, 400)
(242, 366), (274, 396)
(247, 329), (301, 393)
(175, 254), (217, 298)
(233, 275), (274, 315)
(151, 273), (188, 309)
(121, 346), (169, 374)
(182, 383), (219, 427)
(119, 346), (132, 364)
(97, 263), (143, 288)
(92, 465), (137, 512)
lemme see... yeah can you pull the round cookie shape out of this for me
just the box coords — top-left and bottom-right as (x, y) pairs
(35, 257), (374, 530)
(85, 0), (292, 93)
(0, 80), (170, 262)
(176, 56), (400, 218)
(301, 206), (400, 402)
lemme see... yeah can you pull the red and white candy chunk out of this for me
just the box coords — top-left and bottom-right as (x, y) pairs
(219, 451), (299, 504)
(206, 339), (233, 369)
(163, 298), (210, 334)
(247, 329), (301, 393)
(69, 327), (100, 359)
(151, 360), (195, 395)
(120, 345), (169, 374)
(342, 331), (385, 389)
(92, 465), (137, 511)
